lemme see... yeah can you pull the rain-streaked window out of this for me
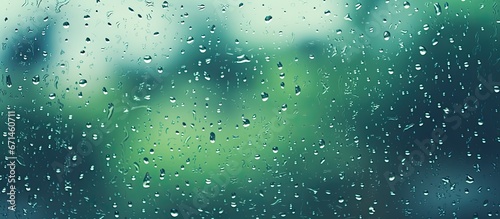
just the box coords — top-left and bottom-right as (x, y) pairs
(1, 1), (499, 218)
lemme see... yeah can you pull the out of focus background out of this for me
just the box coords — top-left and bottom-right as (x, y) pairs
(1, 0), (499, 218)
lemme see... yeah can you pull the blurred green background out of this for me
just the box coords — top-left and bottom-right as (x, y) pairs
(1, 0), (499, 218)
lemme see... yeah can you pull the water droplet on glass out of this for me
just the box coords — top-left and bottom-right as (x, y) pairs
(466, 174), (474, 184)
(295, 85), (301, 96)
(264, 15), (272, 23)
(79, 79), (87, 87)
(434, 3), (442, 16)
(170, 209), (179, 217)
(143, 172), (151, 188)
(403, 1), (410, 9)
(243, 118), (250, 127)
(419, 46), (427, 55)
(160, 168), (166, 180)
(144, 55), (152, 63)
(6, 75), (12, 88)
(344, 13), (352, 21)
(387, 67), (395, 74)
(261, 92), (269, 101)
(383, 31), (391, 40)
(187, 36), (194, 44)
(63, 21), (70, 28)
(355, 3), (362, 10)
(209, 132), (216, 143)
(199, 45), (207, 53)
(493, 85), (499, 93)
(236, 54), (251, 63)
(272, 147), (278, 153)
(49, 93), (56, 99)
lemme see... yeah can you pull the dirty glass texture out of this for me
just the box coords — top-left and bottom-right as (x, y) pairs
(1, 0), (499, 218)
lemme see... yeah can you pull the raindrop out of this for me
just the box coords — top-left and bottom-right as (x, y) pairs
(355, 3), (362, 10)
(144, 55), (152, 63)
(434, 3), (442, 16)
(199, 45), (207, 53)
(78, 79), (88, 87)
(403, 1), (410, 9)
(344, 13), (352, 21)
(162, 1), (169, 8)
(383, 31), (391, 40)
(261, 92), (269, 101)
(209, 132), (216, 143)
(388, 68), (394, 75)
(49, 93), (56, 99)
(264, 15), (273, 23)
(63, 21), (70, 28)
(6, 75), (12, 87)
(187, 36), (194, 44)
(243, 118), (250, 127)
(143, 172), (151, 188)
(466, 174), (474, 184)
(272, 147), (278, 153)
(170, 209), (179, 217)
(419, 46), (427, 55)
(295, 85), (301, 96)
(493, 85), (499, 93)
(160, 168), (166, 180)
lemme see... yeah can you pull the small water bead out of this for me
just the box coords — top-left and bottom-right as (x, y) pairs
(144, 55), (152, 63)
(466, 174), (474, 184)
(209, 132), (216, 143)
(78, 79), (87, 87)
(170, 209), (179, 217)
(199, 45), (207, 53)
(63, 21), (70, 28)
(383, 31), (391, 40)
(49, 93), (56, 99)
(295, 85), (301, 95)
(403, 1), (410, 9)
(261, 92), (269, 101)
(419, 46), (427, 55)
(493, 85), (499, 93)
(355, 3), (362, 10)
(264, 15), (272, 23)
(388, 68), (394, 74)
(243, 118), (250, 127)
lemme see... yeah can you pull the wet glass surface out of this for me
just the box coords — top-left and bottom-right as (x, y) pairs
(1, 1), (499, 218)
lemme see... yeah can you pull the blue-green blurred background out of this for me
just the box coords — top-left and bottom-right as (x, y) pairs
(1, 0), (499, 218)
